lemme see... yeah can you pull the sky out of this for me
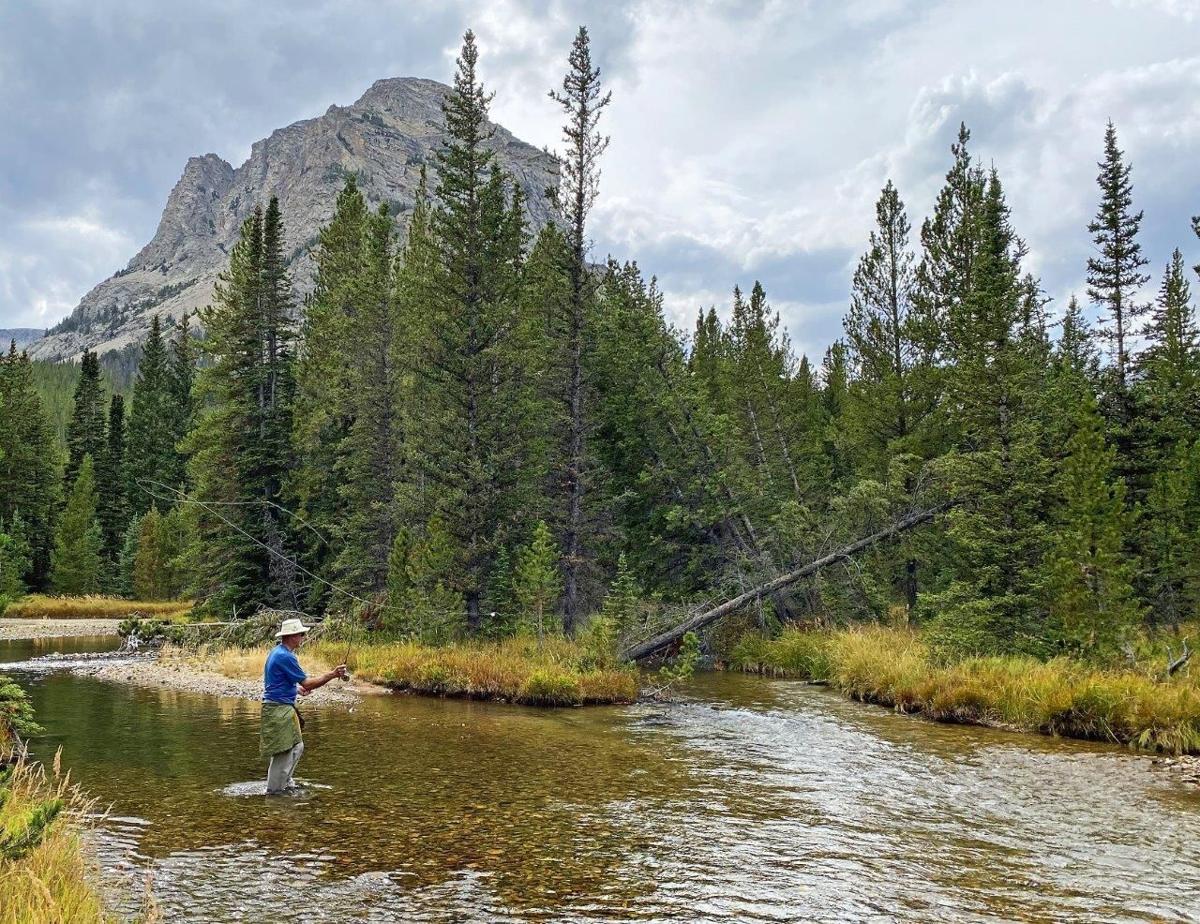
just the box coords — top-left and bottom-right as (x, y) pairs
(1, 0), (1199, 360)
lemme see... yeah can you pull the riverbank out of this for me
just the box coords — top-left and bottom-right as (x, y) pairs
(77, 649), (374, 706)
(0, 618), (122, 641)
(3, 595), (191, 621)
(191, 637), (639, 707)
(0, 753), (110, 924)
(729, 625), (1200, 754)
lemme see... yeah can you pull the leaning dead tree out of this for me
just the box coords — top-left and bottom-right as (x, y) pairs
(621, 501), (955, 662)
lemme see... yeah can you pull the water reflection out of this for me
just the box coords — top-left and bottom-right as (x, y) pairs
(8, 638), (1200, 922)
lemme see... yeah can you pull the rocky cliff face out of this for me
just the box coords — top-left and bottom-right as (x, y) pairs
(30, 77), (558, 362)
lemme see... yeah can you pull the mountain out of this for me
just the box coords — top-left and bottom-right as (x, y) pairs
(29, 77), (558, 362)
(0, 328), (45, 351)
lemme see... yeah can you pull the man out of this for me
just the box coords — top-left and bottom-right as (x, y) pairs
(260, 617), (346, 794)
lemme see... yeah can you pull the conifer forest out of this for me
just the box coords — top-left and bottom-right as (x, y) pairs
(2, 29), (1198, 666)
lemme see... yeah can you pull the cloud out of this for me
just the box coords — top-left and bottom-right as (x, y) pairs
(1, 0), (1198, 357)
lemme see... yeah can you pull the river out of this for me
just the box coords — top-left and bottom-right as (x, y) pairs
(3, 635), (1199, 923)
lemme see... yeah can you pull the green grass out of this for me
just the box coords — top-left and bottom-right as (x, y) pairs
(3, 595), (192, 621)
(188, 636), (639, 707)
(730, 625), (1200, 754)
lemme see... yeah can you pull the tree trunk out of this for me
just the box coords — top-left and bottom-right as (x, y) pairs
(620, 502), (953, 662)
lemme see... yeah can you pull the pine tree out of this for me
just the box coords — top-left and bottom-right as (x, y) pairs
(0, 515), (31, 607)
(548, 25), (612, 633)
(168, 313), (197, 491)
(844, 180), (930, 608)
(49, 454), (104, 595)
(844, 181), (922, 473)
(914, 124), (985, 374)
(334, 204), (403, 595)
(189, 200), (300, 613)
(599, 552), (640, 633)
(291, 176), (370, 597)
(1138, 248), (1198, 441)
(1142, 439), (1200, 626)
(513, 521), (562, 642)
(64, 350), (106, 485)
(926, 172), (1051, 654)
(1087, 121), (1148, 392)
(401, 31), (528, 631)
(0, 343), (59, 587)
(1043, 397), (1141, 655)
(126, 315), (176, 513)
(130, 505), (190, 601)
(96, 393), (128, 566)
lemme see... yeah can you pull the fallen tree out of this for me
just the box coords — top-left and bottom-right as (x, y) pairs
(620, 501), (955, 662)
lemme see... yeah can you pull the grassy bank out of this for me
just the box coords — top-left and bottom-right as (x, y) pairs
(178, 636), (639, 706)
(0, 753), (107, 924)
(3, 594), (192, 621)
(730, 625), (1200, 754)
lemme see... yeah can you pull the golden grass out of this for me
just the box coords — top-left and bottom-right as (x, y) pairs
(3, 595), (193, 621)
(731, 625), (1200, 754)
(0, 752), (106, 924)
(188, 636), (639, 706)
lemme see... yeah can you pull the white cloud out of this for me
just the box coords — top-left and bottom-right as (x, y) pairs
(1, 0), (1199, 355)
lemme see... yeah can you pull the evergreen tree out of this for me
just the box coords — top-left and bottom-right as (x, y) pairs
(168, 313), (197, 491)
(844, 181), (930, 608)
(548, 25), (612, 632)
(401, 31), (528, 631)
(291, 177), (372, 602)
(0, 515), (31, 607)
(599, 552), (641, 633)
(188, 200), (299, 613)
(126, 315), (176, 513)
(926, 172), (1051, 654)
(334, 204), (403, 595)
(1138, 248), (1198, 441)
(1141, 439), (1200, 626)
(844, 181), (922, 474)
(513, 521), (562, 642)
(64, 350), (105, 485)
(49, 454), (103, 595)
(384, 518), (465, 642)
(1087, 121), (1148, 392)
(131, 505), (190, 601)
(914, 124), (985, 375)
(96, 393), (127, 564)
(1043, 397), (1141, 655)
(0, 343), (59, 587)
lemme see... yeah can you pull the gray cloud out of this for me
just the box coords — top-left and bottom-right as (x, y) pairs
(1, 0), (1198, 362)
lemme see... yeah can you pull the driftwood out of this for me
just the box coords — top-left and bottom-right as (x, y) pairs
(1167, 640), (1192, 678)
(620, 502), (954, 662)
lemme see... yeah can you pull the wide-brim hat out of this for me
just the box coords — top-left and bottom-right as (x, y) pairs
(275, 618), (311, 638)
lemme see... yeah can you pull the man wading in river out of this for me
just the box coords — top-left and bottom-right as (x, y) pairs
(261, 618), (346, 794)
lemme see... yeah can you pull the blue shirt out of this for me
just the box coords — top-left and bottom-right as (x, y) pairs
(263, 644), (307, 705)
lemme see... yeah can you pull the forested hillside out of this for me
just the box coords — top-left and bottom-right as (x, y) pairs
(3, 28), (1198, 664)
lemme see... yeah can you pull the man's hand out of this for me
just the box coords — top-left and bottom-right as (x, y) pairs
(333, 664), (348, 681)
(297, 686), (312, 697)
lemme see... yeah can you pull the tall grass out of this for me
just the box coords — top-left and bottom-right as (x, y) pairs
(0, 752), (106, 924)
(179, 636), (639, 706)
(731, 625), (1200, 754)
(3, 595), (193, 621)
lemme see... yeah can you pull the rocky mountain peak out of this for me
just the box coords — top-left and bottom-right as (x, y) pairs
(29, 78), (557, 363)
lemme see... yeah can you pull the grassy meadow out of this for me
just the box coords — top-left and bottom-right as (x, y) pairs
(2, 595), (192, 621)
(172, 636), (640, 707)
(729, 625), (1200, 754)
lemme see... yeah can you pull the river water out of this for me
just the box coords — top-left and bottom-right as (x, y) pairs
(3, 635), (1199, 923)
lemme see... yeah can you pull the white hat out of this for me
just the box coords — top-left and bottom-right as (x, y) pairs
(275, 618), (311, 638)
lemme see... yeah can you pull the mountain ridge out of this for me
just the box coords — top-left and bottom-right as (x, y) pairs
(30, 77), (558, 362)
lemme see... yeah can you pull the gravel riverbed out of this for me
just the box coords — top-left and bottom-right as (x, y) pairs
(0, 618), (123, 640)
